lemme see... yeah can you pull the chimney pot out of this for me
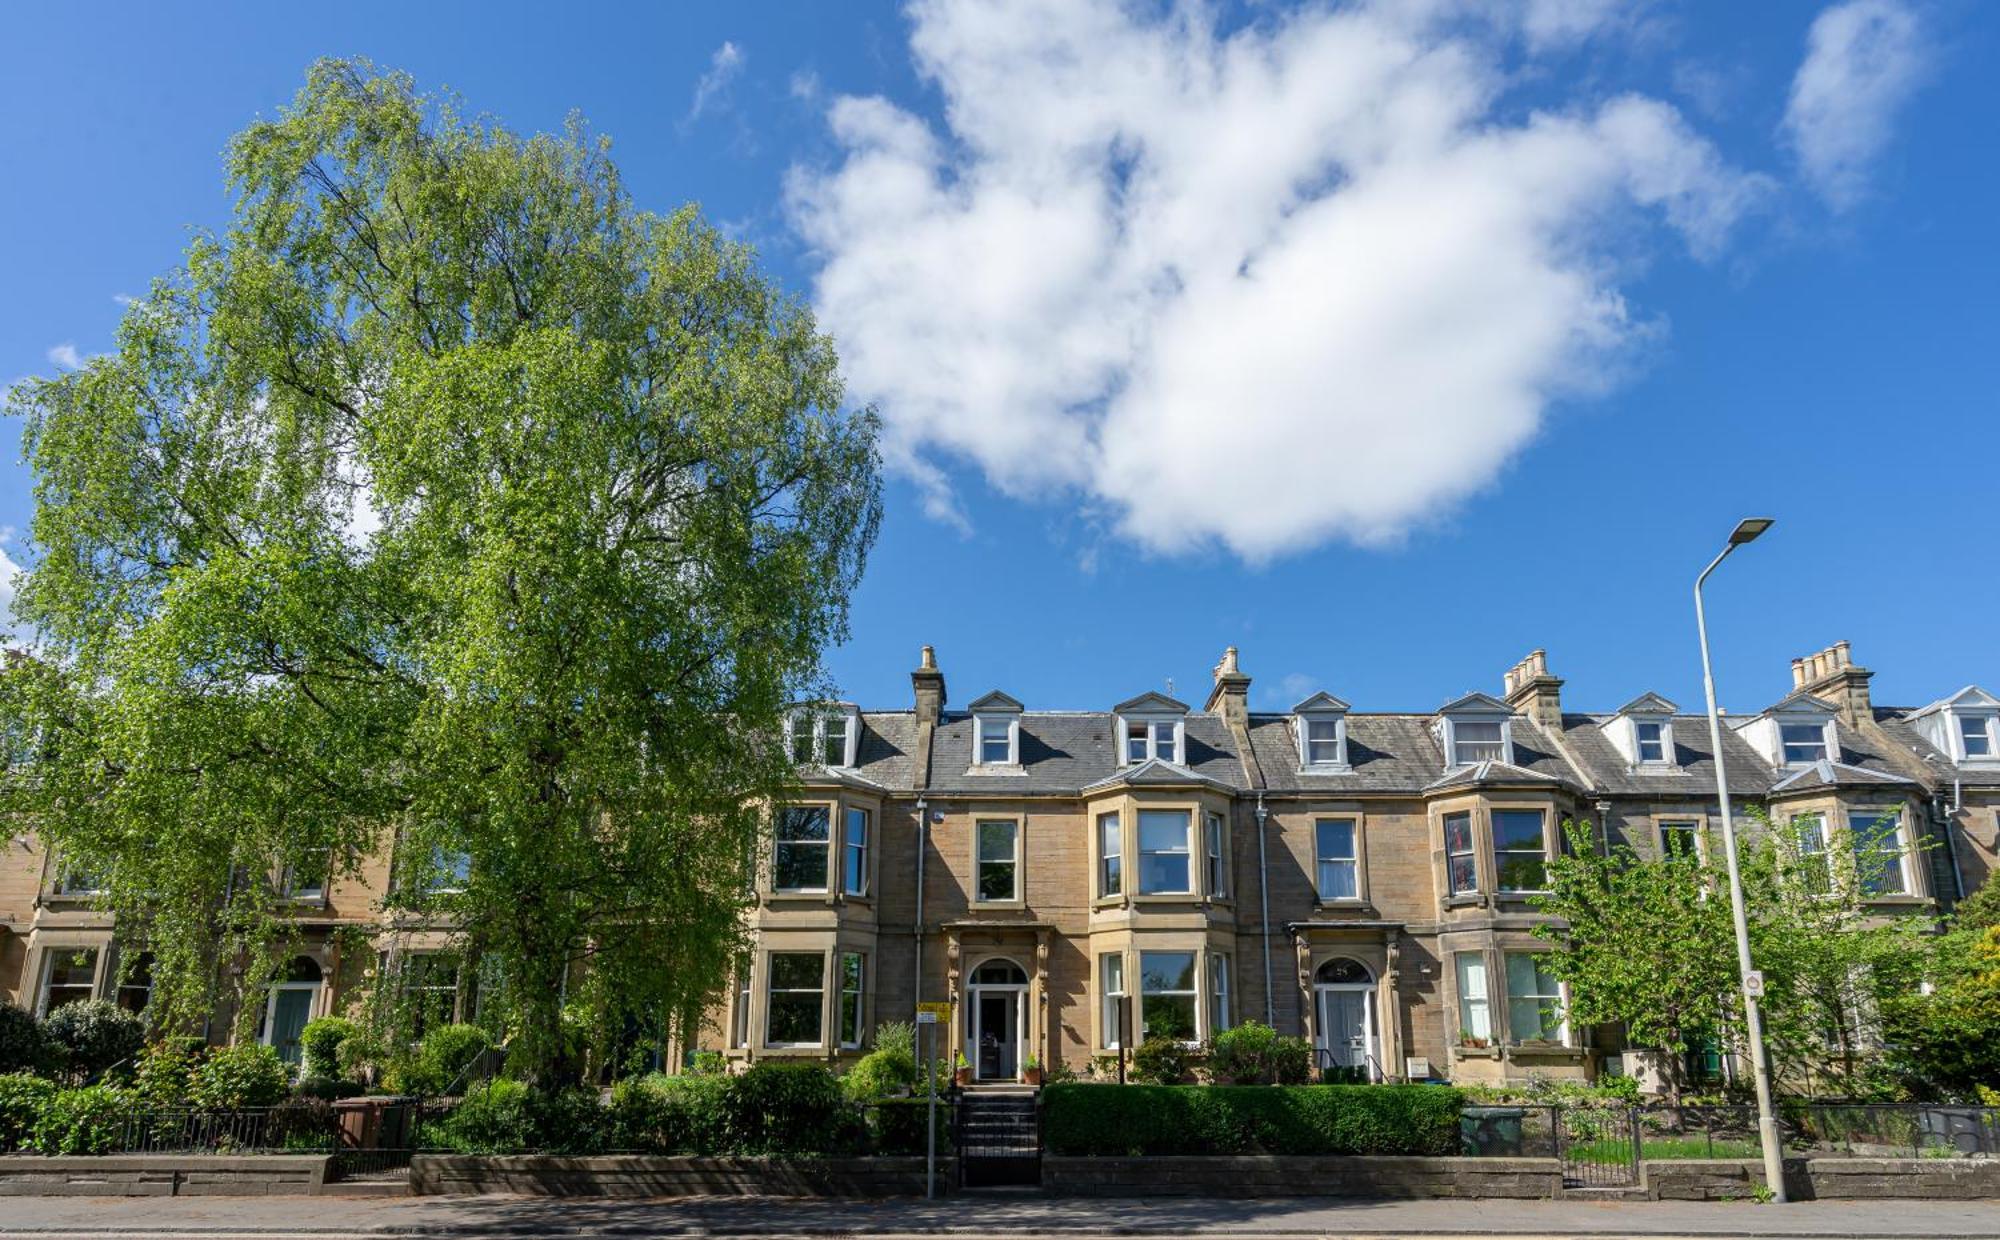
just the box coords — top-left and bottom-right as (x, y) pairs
(1834, 640), (1851, 669)
(1791, 658), (1806, 688)
(920, 645), (937, 671)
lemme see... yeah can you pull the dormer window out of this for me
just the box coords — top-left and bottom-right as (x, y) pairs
(1958, 713), (1997, 761)
(1780, 722), (1829, 765)
(1453, 721), (1506, 764)
(1436, 693), (1516, 767)
(1113, 692), (1189, 766)
(1292, 692), (1350, 771)
(1635, 721), (1665, 763)
(968, 691), (1024, 767)
(787, 705), (859, 769)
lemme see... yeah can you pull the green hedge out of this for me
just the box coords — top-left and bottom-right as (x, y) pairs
(1042, 1084), (1464, 1157)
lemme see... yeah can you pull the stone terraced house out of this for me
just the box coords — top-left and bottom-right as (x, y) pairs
(2, 640), (1996, 1084)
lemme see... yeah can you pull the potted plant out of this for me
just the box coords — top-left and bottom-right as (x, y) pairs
(954, 1051), (971, 1087)
(1458, 1028), (1492, 1050)
(1022, 1053), (1041, 1087)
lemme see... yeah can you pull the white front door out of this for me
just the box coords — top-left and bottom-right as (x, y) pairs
(969, 987), (1023, 1081)
(1317, 986), (1376, 1077)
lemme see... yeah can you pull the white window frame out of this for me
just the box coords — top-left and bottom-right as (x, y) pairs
(1491, 808), (1550, 894)
(428, 846), (471, 895)
(1792, 813), (1831, 895)
(1138, 950), (1200, 1046)
(772, 805), (832, 894)
(1315, 817), (1361, 901)
(1634, 718), (1673, 766)
(1955, 711), (1999, 762)
(842, 807), (870, 897)
(974, 818), (1021, 904)
(1780, 721), (1832, 766)
(838, 952), (866, 1050)
(37, 946), (101, 1017)
(1209, 953), (1231, 1036)
(1445, 716), (1512, 766)
(731, 963), (752, 1050)
(1503, 951), (1566, 1045)
(764, 951), (828, 1049)
(1298, 714), (1348, 769)
(281, 853), (329, 903)
(1444, 811), (1478, 896)
(1136, 809), (1193, 895)
(787, 706), (859, 769)
(1097, 811), (1123, 898)
(974, 715), (1018, 766)
(1846, 804), (1909, 897)
(1658, 818), (1703, 861)
(1120, 716), (1183, 765)
(50, 858), (108, 898)
(1454, 951), (1492, 1044)
(1100, 952), (1127, 1049)
(1205, 811), (1227, 899)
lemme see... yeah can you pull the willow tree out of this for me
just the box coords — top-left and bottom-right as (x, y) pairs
(2, 60), (881, 1080)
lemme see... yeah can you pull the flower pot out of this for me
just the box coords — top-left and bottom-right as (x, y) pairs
(955, 1066), (972, 1087)
(1023, 1066), (1042, 1087)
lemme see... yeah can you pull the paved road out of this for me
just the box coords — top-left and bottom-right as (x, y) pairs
(1, 1195), (1998, 1238)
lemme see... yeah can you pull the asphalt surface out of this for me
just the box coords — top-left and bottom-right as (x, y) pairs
(0, 1194), (1998, 1238)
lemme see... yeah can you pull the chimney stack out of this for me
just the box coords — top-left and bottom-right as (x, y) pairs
(911, 645), (946, 727)
(1503, 648), (1564, 731)
(1791, 640), (1873, 728)
(1204, 645), (1252, 732)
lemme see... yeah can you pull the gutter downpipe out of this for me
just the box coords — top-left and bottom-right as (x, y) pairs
(913, 796), (927, 1014)
(1256, 793), (1274, 1028)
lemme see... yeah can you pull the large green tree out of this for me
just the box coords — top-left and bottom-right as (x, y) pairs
(2, 60), (881, 1079)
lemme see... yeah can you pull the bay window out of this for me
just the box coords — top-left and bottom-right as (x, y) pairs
(839, 953), (865, 1049)
(1492, 809), (1548, 892)
(1205, 812), (1227, 897)
(1139, 950), (1197, 1042)
(843, 807), (870, 896)
(1209, 954), (1231, 1035)
(1137, 809), (1192, 894)
(1100, 953), (1127, 1049)
(773, 806), (831, 893)
(1847, 806), (1907, 896)
(1505, 952), (1564, 1042)
(1454, 952), (1491, 1043)
(1098, 812), (1122, 897)
(1315, 818), (1359, 900)
(39, 948), (98, 1016)
(765, 952), (825, 1046)
(1793, 814), (1831, 894)
(1445, 812), (1477, 895)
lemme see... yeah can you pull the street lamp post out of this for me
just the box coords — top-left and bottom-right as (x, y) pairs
(1694, 516), (1787, 1203)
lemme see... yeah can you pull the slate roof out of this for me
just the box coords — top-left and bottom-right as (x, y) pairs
(850, 712), (918, 791)
(1246, 713), (1584, 794)
(1874, 708), (2000, 788)
(921, 710), (1248, 795)
(1554, 713), (1774, 797)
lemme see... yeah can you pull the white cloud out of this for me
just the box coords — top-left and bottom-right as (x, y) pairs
(790, 69), (822, 103)
(46, 343), (83, 370)
(685, 41), (746, 128)
(788, 0), (1768, 560)
(1783, 0), (1927, 211)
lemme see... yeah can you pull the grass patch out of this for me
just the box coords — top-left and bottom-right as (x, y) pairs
(1568, 1135), (1762, 1164)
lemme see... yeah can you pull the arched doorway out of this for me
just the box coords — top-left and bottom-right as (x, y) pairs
(965, 957), (1029, 1083)
(261, 956), (323, 1068)
(1313, 957), (1379, 1081)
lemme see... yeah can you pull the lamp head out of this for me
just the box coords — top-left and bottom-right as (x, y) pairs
(1728, 517), (1774, 546)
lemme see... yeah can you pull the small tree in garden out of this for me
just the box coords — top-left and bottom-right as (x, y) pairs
(1208, 1021), (1312, 1085)
(42, 1001), (146, 1084)
(1881, 924), (2000, 1100)
(1532, 820), (1739, 1106)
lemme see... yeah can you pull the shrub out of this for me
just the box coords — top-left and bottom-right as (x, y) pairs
(0, 1073), (56, 1152)
(843, 1047), (916, 1102)
(399, 1023), (491, 1096)
(688, 1050), (726, 1076)
(0, 1005), (55, 1076)
(1041, 1083), (1464, 1157)
(133, 1038), (203, 1108)
(294, 1075), (363, 1101)
(189, 1044), (290, 1110)
(873, 1021), (916, 1062)
(298, 1017), (357, 1081)
(422, 1078), (606, 1154)
(608, 1072), (734, 1154)
(867, 1096), (952, 1155)
(43, 1001), (146, 1082)
(1208, 1022), (1313, 1086)
(729, 1062), (861, 1155)
(1130, 1035), (1191, 1085)
(33, 1084), (133, 1154)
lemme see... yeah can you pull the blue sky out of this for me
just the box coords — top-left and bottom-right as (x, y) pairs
(2, 1), (1995, 719)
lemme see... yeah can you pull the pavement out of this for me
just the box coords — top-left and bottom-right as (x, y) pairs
(0, 1194), (1998, 1239)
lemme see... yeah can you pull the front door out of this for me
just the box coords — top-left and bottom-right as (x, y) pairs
(1318, 987), (1370, 1072)
(266, 987), (315, 1066)
(975, 990), (1017, 1081)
